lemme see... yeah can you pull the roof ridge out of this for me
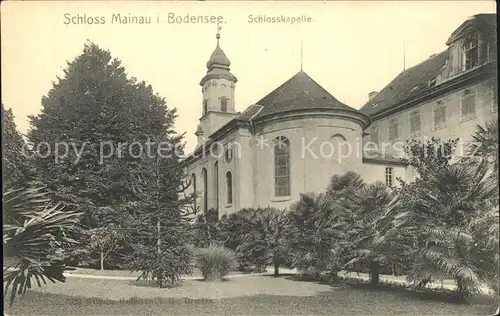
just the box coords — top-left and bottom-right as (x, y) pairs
(360, 49), (449, 115)
(255, 71), (303, 105)
(403, 49), (448, 73)
(301, 71), (337, 100)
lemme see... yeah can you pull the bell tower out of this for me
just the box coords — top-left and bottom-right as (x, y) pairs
(198, 24), (238, 140)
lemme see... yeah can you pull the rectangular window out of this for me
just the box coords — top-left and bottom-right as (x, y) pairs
(385, 167), (394, 187)
(409, 111), (421, 136)
(460, 90), (476, 120)
(462, 36), (479, 71)
(371, 129), (379, 144)
(434, 102), (446, 130)
(487, 41), (495, 62)
(274, 137), (291, 197)
(388, 120), (399, 141)
(226, 172), (232, 205)
(491, 85), (498, 113)
(203, 99), (208, 115)
(220, 98), (228, 112)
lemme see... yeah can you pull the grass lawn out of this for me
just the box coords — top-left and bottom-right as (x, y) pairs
(5, 275), (499, 315)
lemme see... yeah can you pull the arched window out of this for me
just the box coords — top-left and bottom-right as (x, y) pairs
(201, 168), (208, 213)
(274, 136), (291, 197)
(226, 171), (233, 205)
(330, 134), (348, 161)
(191, 174), (197, 211)
(331, 134), (347, 142)
(214, 162), (219, 209)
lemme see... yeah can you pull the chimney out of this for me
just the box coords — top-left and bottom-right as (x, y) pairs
(368, 91), (378, 100)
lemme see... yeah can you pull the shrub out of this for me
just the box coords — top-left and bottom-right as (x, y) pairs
(196, 245), (236, 281)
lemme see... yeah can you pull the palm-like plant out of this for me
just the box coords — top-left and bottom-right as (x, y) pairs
(287, 192), (348, 279)
(3, 185), (82, 305)
(218, 208), (263, 271)
(342, 181), (403, 285)
(243, 208), (291, 276)
(468, 120), (498, 174)
(468, 202), (499, 294)
(327, 171), (364, 199)
(394, 160), (497, 296)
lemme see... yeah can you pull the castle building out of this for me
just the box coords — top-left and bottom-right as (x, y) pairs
(183, 13), (497, 217)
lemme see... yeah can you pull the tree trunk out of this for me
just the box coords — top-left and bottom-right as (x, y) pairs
(157, 218), (162, 287)
(370, 261), (380, 285)
(274, 261), (280, 277)
(330, 270), (339, 281)
(417, 277), (431, 289)
(100, 250), (104, 271)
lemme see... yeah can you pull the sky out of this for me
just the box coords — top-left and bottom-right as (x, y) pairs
(1, 1), (496, 153)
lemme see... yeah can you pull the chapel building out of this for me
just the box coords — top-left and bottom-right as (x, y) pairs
(183, 13), (497, 217)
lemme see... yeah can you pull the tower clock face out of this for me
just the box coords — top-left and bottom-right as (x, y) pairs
(225, 148), (233, 162)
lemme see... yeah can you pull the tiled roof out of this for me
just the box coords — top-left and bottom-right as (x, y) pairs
(207, 44), (231, 69)
(362, 149), (407, 165)
(360, 50), (449, 117)
(447, 13), (497, 44)
(252, 71), (357, 119)
(235, 104), (263, 121)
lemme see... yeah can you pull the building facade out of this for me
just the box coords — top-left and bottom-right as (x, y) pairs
(183, 14), (497, 217)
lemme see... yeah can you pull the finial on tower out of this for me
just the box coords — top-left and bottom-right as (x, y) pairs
(300, 39), (303, 71)
(216, 21), (222, 44)
(403, 40), (406, 71)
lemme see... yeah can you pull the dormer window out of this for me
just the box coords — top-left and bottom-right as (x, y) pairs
(462, 35), (479, 71)
(410, 86), (420, 94)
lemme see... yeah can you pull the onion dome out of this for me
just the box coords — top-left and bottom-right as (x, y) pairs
(200, 31), (237, 86)
(206, 33), (231, 69)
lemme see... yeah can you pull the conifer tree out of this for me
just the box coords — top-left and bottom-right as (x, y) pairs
(27, 41), (164, 223)
(2, 105), (28, 188)
(27, 42), (197, 273)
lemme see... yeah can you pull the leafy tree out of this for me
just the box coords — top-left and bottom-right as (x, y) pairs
(467, 120), (498, 182)
(88, 226), (124, 271)
(1, 105), (28, 188)
(3, 185), (82, 305)
(400, 137), (458, 181)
